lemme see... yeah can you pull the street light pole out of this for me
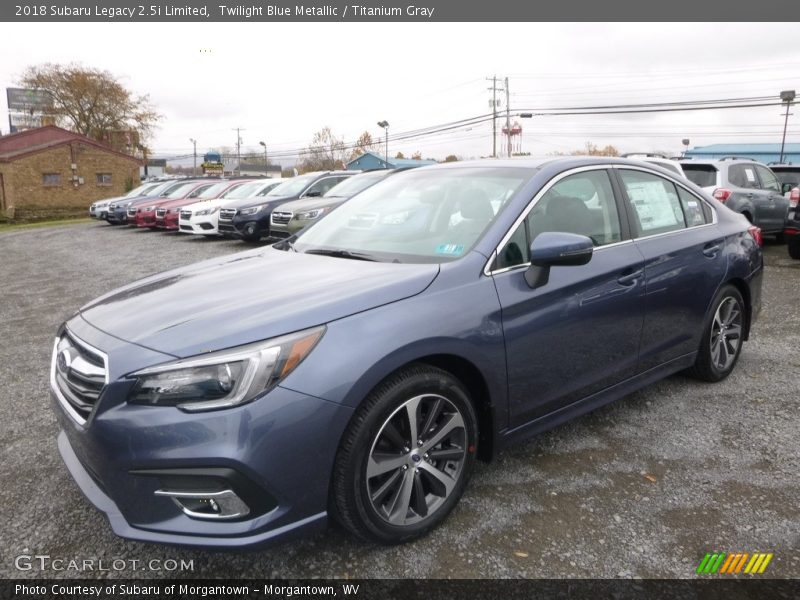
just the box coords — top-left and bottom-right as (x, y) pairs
(681, 138), (690, 158)
(189, 138), (197, 176)
(377, 120), (389, 165)
(259, 141), (268, 176)
(779, 90), (795, 164)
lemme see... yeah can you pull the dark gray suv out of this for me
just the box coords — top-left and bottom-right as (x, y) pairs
(680, 158), (789, 238)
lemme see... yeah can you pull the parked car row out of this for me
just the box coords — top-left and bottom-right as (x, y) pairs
(88, 168), (411, 243)
(88, 156), (797, 259)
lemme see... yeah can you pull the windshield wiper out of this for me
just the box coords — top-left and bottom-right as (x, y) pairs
(304, 248), (379, 262)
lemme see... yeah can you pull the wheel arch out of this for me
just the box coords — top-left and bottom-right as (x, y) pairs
(339, 350), (498, 463)
(724, 277), (752, 341)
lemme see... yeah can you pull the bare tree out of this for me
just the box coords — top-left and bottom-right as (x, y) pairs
(349, 131), (378, 160)
(19, 63), (160, 147)
(299, 127), (348, 172)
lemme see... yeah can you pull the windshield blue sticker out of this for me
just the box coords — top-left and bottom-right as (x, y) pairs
(436, 243), (464, 256)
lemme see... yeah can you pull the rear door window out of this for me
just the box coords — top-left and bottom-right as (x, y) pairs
(619, 169), (686, 236)
(681, 164), (718, 187)
(676, 186), (710, 227)
(754, 165), (781, 193)
(728, 164), (760, 190)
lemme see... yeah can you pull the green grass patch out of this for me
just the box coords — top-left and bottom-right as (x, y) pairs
(0, 217), (94, 233)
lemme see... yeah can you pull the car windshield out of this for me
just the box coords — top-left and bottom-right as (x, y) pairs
(126, 183), (157, 197)
(196, 182), (232, 199)
(324, 171), (390, 198)
(681, 164), (717, 187)
(256, 181), (284, 196)
(165, 182), (200, 199)
(220, 181), (262, 199)
(266, 173), (318, 197)
(157, 181), (190, 196)
(144, 182), (175, 196)
(293, 167), (531, 263)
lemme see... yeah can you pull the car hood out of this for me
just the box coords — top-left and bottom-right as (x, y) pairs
(78, 247), (439, 358)
(182, 199), (228, 212)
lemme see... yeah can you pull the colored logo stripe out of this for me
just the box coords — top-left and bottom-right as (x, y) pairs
(697, 552), (773, 574)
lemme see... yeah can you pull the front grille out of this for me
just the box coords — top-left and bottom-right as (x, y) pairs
(271, 211), (292, 225)
(127, 207), (137, 217)
(180, 210), (191, 220)
(52, 332), (108, 423)
(219, 208), (237, 221)
(156, 208), (167, 218)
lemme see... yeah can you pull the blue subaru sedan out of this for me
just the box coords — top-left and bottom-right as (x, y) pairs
(51, 157), (762, 547)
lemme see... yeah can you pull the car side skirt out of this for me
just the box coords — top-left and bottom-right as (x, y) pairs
(498, 351), (697, 449)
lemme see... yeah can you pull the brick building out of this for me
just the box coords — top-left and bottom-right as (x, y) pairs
(0, 126), (141, 220)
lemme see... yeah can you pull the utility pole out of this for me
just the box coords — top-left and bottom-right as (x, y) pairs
(232, 127), (245, 175)
(189, 138), (197, 176)
(486, 75), (499, 158)
(779, 90), (795, 164)
(505, 77), (512, 158)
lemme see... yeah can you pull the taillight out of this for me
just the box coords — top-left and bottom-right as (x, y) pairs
(790, 187), (799, 208)
(713, 188), (732, 202)
(748, 225), (763, 246)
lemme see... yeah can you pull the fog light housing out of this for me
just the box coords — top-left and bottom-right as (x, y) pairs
(154, 489), (249, 520)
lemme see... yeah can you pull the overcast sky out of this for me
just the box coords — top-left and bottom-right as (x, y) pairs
(1, 22), (799, 165)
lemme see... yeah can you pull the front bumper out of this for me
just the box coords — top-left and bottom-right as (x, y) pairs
(135, 210), (158, 228)
(179, 216), (220, 235)
(52, 325), (354, 548)
(155, 213), (180, 230)
(106, 209), (127, 224)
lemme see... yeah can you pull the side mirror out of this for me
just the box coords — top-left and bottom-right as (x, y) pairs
(525, 232), (593, 289)
(304, 190), (322, 198)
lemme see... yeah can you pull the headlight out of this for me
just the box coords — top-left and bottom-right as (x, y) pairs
(145, 205), (156, 211)
(196, 207), (219, 216)
(239, 205), (264, 215)
(296, 208), (326, 221)
(128, 326), (325, 411)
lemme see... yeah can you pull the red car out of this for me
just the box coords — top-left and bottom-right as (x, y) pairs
(154, 180), (249, 230)
(133, 180), (216, 228)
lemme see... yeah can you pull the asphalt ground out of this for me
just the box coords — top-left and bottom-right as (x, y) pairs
(0, 220), (797, 579)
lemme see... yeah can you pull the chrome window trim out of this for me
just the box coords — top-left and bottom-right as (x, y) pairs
(50, 328), (110, 426)
(484, 164), (721, 277)
(483, 164), (618, 276)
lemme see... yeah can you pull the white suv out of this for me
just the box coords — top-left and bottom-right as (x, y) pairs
(179, 179), (284, 235)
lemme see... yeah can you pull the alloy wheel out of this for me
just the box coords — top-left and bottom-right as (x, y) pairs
(366, 393), (467, 526)
(710, 296), (743, 372)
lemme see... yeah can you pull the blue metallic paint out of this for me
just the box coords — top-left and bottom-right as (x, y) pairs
(52, 157), (763, 548)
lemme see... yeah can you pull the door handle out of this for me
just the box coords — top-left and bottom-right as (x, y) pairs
(703, 243), (722, 258)
(617, 269), (643, 286)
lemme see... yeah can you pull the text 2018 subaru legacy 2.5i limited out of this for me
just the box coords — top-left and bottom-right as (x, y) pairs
(51, 157), (762, 548)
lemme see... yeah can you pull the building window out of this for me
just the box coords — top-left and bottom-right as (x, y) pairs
(96, 173), (113, 185)
(42, 173), (61, 186)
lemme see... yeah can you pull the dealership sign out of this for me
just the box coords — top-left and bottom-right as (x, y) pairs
(6, 87), (53, 111)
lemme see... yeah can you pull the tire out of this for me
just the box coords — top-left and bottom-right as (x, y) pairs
(331, 364), (478, 544)
(688, 285), (745, 382)
(788, 238), (800, 260)
(241, 222), (261, 243)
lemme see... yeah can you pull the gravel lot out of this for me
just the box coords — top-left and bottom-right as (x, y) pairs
(0, 220), (798, 579)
